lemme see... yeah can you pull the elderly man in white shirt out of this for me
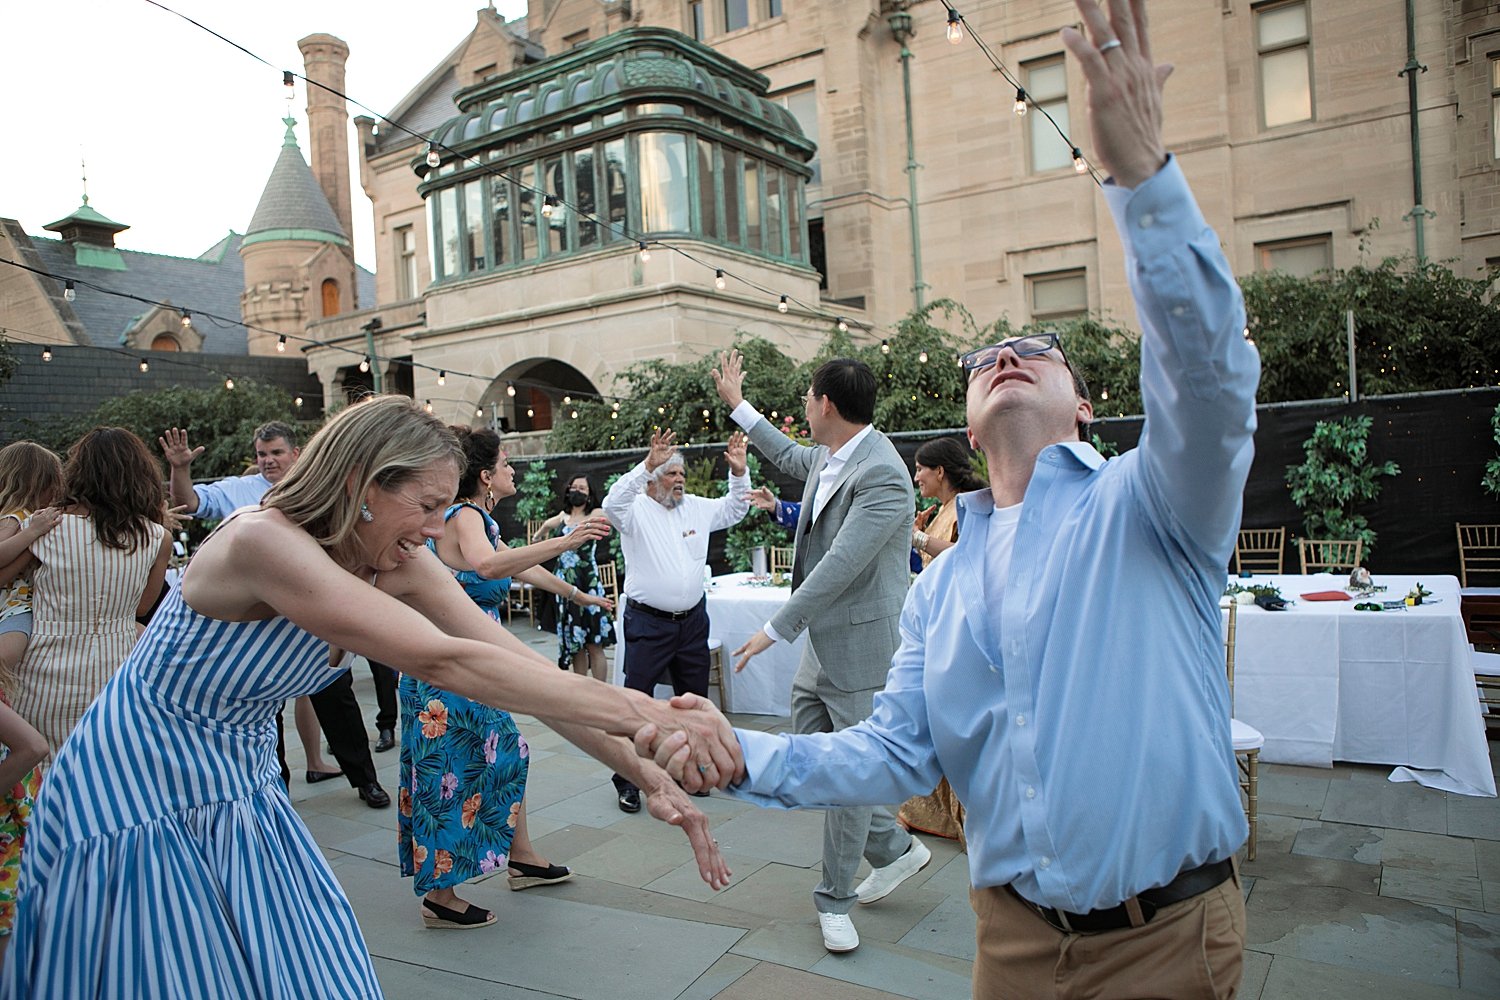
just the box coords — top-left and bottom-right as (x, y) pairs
(603, 428), (751, 812)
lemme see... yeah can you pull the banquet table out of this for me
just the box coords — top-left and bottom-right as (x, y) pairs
(613, 573), (805, 714)
(1227, 573), (1494, 796)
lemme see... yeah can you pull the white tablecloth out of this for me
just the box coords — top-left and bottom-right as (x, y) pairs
(706, 573), (805, 716)
(613, 574), (805, 714)
(1228, 573), (1494, 796)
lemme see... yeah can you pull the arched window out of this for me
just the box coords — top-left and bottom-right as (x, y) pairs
(321, 278), (341, 317)
(150, 333), (181, 352)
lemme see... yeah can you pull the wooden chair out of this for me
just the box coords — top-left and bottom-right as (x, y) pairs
(706, 638), (730, 712)
(1460, 593), (1500, 734)
(1457, 524), (1500, 588)
(1298, 538), (1363, 574)
(1234, 528), (1285, 576)
(597, 560), (619, 605)
(770, 546), (794, 577)
(525, 519), (546, 544)
(1224, 601), (1263, 860)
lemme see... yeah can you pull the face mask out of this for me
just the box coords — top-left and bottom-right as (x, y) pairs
(565, 489), (588, 509)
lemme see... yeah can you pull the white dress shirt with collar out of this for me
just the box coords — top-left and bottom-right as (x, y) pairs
(603, 461), (750, 613)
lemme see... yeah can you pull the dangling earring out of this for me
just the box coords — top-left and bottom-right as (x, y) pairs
(485, 487), (494, 507)
(360, 503), (374, 523)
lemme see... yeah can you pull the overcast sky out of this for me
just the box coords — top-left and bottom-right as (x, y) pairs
(5, 0), (528, 272)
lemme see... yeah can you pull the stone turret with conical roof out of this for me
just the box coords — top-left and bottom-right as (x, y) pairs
(239, 116), (356, 355)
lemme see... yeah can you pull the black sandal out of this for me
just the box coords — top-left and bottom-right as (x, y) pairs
(420, 898), (496, 929)
(506, 860), (574, 891)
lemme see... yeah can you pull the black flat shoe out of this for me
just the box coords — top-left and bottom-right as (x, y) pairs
(617, 788), (641, 813)
(374, 728), (395, 752)
(306, 769), (343, 784)
(420, 898), (495, 930)
(507, 860), (573, 891)
(358, 782), (391, 808)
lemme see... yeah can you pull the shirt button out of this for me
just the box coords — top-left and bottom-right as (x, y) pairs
(1171, 305), (1186, 317)
(1139, 212), (1154, 228)
(1039, 856), (1052, 869)
(1026, 786), (1036, 799)
(1015, 714), (1026, 727)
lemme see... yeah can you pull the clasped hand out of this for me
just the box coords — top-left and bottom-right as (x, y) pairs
(633, 693), (744, 794)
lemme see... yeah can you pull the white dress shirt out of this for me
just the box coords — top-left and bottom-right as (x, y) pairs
(603, 461), (750, 612)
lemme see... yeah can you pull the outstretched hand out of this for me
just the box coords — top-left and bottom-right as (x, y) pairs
(158, 428), (205, 469)
(724, 431), (748, 476)
(1059, 0), (1172, 189)
(747, 486), (778, 513)
(646, 428), (678, 473)
(712, 350), (745, 410)
(643, 776), (733, 890)
(633, 693), (744, 792)
(732, 629), (774, 673)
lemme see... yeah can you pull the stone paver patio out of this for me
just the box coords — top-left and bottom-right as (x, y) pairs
(293, 627), (1500, 998)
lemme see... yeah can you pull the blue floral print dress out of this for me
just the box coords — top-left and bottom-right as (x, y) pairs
(551, 521), (615, 670)
(397, 502), (528, 894)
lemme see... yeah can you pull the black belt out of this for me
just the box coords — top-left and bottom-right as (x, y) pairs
(628, 597), (704, 622)
(1007, 858), (1234, 934)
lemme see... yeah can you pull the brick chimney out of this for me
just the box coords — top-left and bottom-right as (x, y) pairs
(298, 33), (355, 272)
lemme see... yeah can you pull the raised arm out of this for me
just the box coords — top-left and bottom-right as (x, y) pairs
(158, 428), (204, 515)
(715, 350), (821, 480)
(1062, 0), (1258, 560)
(707, 431), (752, 532)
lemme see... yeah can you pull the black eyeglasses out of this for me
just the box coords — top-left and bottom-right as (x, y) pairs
(959, 333), (1065, 374)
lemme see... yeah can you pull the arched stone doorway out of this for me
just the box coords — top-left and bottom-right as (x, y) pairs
(478, 358), (599, 435)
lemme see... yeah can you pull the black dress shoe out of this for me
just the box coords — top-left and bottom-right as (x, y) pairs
(617, 788), (641, 813)
(374, 728), (395, 753)
(359, 782), (391, 808)
(306, 769), (344, 784)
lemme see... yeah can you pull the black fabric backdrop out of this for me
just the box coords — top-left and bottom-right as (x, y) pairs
(494, 387), (1500, 581)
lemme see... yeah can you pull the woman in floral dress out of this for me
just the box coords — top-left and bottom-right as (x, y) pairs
(399, 427), (614, 928)
(536, 476), (615, 681)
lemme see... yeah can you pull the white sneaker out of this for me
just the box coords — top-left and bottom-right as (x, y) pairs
(818, 911), (860, 952)
(855, 836), (932, 904)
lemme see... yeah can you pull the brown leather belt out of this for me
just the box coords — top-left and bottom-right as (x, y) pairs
(1007, 857), (1234, 934)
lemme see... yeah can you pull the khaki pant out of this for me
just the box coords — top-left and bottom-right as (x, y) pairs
(970, 871), (1245, 999)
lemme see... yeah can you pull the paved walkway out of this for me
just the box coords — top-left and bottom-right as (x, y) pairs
(291, 624), (1500, 999)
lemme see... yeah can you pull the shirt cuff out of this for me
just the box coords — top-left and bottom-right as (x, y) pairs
(1101, 155), (1207, 257)
(730, 400), (761, 431)
(725, 729), (785, 799)
(762, 620), (785, 645)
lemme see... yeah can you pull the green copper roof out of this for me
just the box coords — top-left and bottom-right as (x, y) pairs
(422, 26), (813, 173)
(44, 201), (129, 235)
(244, 117), (349, 246)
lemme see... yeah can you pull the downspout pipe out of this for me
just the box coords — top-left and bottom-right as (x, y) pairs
(890, 13), (927, 311)
(1399, 0), (1431, 262)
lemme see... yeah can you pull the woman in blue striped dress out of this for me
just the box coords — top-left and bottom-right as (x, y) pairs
(1, 396), (736, 999)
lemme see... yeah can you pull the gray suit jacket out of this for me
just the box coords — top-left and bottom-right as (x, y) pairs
(746, 416), (914, 692)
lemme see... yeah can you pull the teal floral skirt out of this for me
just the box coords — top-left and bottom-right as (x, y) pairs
(396, 674), (528, 895)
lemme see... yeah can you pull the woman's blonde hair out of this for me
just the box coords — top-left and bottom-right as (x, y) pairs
(0, 441), (64, 516)
(263, 396), (463, 568)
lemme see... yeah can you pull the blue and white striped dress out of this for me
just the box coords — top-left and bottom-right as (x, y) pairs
(1, 585), (385, 999)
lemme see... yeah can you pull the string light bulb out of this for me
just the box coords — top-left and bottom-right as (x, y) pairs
(41, 346), (53, 362)
(225, 377), (235, 390)
(437, 370), (446, 386)
(702, 408), (710, 418)
(657, 406), (665, 415)
(714, 269), (726, 290)
(563, 394), (572, 405)
(638, 241), (651, 262)
(945, 6), (963, 44)
(1100, 388), (1109, 401)
(570, 409), (579, 419)
(424, 400), (432, 412)
(881, 339), (890, 354)
(359, 355), (370, 373)
(1072, 148), (1088, 173)
(918, 351), (929, 363)
(276, 334), (287, 353)
(139, 359), (149, 373)
(1013, 89), (1028, 117)
(778, 295), (789, 314)
(610, 410), (618, 420)
(180, 309), (192, 329)
(541, 195), (558, 219)
(611, 401), (620, 411)
(506, 381), (516, 397)
(63, 279), (76, 302)
(526, 407), (534, 418)
(426, 143), (441, 169)
(283, 70), (294, 97)
(294, 396), (303, 408)
(476, 406), (485, 417)
(837, 317), (849, 333)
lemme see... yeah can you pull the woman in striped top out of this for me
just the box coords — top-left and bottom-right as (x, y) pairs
(1, 396), (738, 999)
(7, 428), (171, 762)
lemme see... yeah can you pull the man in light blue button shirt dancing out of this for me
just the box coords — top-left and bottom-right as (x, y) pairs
(641, 1), (1256, 995)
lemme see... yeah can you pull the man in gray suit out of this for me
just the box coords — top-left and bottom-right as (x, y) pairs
(713, 350), (930, 952)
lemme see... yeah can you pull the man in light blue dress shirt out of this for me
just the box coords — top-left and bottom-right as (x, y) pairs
(642, 2), (1255, 995)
